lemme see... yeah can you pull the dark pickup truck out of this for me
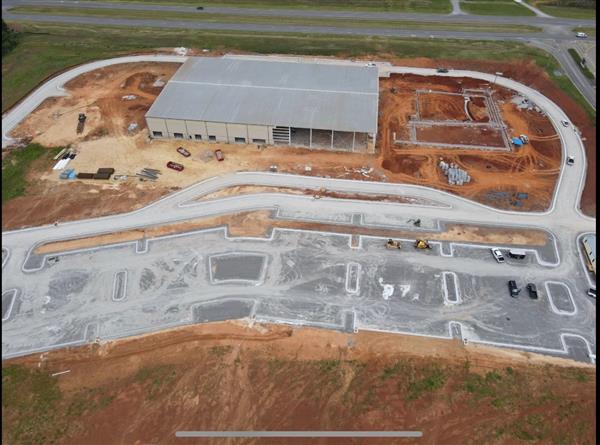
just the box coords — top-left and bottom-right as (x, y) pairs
(526, 283), (538, 300)
(508, 280), (521, 297)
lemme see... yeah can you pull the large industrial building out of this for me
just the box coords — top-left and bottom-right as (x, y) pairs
(145, 57), (379, 152)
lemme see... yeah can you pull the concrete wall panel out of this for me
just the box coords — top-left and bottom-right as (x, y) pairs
(226, 124), (249, 143)
(248, 125), (269, 143)
(185, 120), (208, 140)
(165, 119), (188, 139)
(205, 122), (228, 142)
(146, 117), (168, 137)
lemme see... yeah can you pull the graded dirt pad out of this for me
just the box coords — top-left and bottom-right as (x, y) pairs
(2, 322), (595, 445)
(418, 92), (469, 121)
(371, 55), (595, 216)
(378, 73), (561, 211)
(34, 209), (548, 256)
(415, 125), (506, 148)
(6, 56), (591, 228)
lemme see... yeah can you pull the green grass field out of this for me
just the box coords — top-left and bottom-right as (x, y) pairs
(8, 6), (543, 34)
(573, 26), (596, 36)
(2, 144), (62, 203)
(527, 1), (596, 19)
(567, 48), (595, 80)
(2, 21), (595, 122)
(459, 1), (535, 16)
(80, 0), (452, 13)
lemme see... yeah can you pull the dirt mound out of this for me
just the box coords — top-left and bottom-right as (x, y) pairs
(2, 322), (595, 445)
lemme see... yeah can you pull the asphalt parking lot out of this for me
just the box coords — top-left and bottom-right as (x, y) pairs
(2, 227), (595, 362)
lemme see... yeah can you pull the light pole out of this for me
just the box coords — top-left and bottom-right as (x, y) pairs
(493, 72), (503, 85)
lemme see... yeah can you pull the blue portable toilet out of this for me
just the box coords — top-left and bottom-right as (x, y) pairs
(511, 137), (523, 147)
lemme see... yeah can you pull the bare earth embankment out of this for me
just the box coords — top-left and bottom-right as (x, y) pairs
(2, 322), (595, 445)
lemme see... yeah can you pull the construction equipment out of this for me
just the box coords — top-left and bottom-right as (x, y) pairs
(77, 113), (87, 134)
(386, 239), (401, 250)
(414, 239), (431, 250)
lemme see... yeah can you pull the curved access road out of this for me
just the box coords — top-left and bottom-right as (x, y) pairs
(1, 55), (595, 362)
(1, 54), (594, 274)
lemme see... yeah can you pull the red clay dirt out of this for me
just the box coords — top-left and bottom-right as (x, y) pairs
(4, 54), (594, 230)
(3, 322), (595, 445)
(377, 73), (561, 211)
(370, 55), (595, 216)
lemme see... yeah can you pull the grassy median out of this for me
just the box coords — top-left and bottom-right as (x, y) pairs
(7, 6), (543, 34)
(79, 0), (453, 13)
(3, 21), (594, 120)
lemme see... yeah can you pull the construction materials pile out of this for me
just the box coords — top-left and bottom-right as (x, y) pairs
(439, 160), (471, 186)
(77, 168), (115, 180)
(59, 168), (77, 180)
(52, 149), (77, 171)
(136, 168), (161, 181)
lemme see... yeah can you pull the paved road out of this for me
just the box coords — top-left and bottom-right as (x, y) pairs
(1, 55), (595, 362)
(516, 0), (552, 18)
(3, 3), (596, 108)
(2, 0), (596, 27)
(531, 39), (596, 108)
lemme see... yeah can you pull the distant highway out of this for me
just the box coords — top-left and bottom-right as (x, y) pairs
(2, 0), (596, 108)
(1, 0), (596, 27)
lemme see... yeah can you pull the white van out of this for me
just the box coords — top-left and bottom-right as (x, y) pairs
(576, 32), (588, 38)
(508, 249), (527, 259)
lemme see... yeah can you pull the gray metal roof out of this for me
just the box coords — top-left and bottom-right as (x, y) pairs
(146, 57), (378, 133)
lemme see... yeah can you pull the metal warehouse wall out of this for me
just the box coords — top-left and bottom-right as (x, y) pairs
(145, 117), (273, 144)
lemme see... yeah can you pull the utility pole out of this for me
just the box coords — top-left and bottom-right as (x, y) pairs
(493, 72), (503, 85)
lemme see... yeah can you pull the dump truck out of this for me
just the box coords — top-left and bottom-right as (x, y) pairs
(414, 239), (431, 249)
(386, 239), (401, 250)
(77, 113), (87, 134)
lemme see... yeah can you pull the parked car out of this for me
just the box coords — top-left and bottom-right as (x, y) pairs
(508, 249), (526, 259)
(588, 288), (596, 299)
(214, 149), (224, 161)
(166, 161), (184, 171)
(526, 283), (538, 299)
(508, 280), (520, 297)
(576, 32), (588, 38)
(436, 68), (449, 73)
(365, 62), (376, 67)
(176, 146), (191, 157)
(491, 248), (505, 263)
(561, 120), (569, 127)
(566, 156), (575, 166)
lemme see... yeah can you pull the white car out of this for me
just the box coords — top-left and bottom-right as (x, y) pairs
(365, 62), (376, 67)
(588, 288), (596, 298)
(567, 156), (575, 166)
(491, 248), (505, 263)
(561, 120), (569, 127)
(576, 32), (588, 38)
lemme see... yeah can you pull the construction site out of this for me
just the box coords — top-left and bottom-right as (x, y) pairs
(4, 56), (565, 228)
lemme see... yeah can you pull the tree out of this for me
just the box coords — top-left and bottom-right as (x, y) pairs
(2, 20), (18, 57)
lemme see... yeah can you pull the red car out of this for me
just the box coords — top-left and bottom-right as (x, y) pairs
(214, 149), (224, 162)
(176, 146), (191, 157)
(166, 161), (184, 171)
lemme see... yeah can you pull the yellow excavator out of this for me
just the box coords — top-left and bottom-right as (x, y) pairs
(386, 239), (401, 250)
(414, 239), (431, 249)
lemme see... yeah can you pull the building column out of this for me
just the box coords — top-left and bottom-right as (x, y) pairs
(309, 128), (312, 148)
(352, 132), (356, 152)
(330, 130), (334, 149)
